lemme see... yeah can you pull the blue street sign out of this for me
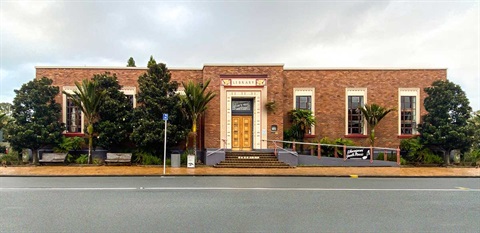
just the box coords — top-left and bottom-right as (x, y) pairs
(163, 113), (168, 121)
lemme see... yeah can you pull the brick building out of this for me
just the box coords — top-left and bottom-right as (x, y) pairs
(35, 64), (446, 152)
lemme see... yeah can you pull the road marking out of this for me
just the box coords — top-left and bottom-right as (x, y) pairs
(0, 187), (478, 191)
(350, 175), (359, 178)
(0, 187), (137, 191)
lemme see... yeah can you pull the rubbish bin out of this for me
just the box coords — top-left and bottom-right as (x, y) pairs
(171, 154), (180, 168)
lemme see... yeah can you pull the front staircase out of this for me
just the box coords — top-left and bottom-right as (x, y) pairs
(214, 151), (292, 168)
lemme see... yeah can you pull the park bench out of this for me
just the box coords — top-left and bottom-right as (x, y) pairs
(39, 153), (67, 164)
(105, 153), (132, 165)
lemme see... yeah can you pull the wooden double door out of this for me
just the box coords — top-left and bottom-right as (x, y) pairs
(231, 115), (252, 151)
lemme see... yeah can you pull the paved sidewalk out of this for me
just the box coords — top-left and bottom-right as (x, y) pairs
(0, 166), (479, 177)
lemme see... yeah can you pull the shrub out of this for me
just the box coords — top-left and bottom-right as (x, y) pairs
(0, 153), (20, 165)
(180, 151), (189, 165)
(462, 149), (480, 166)
(75, 154), (88, 164)
(308, 137), (356, 157)
(400, 138), (425, 163)
(134, 151), (162, 165)
(400, 137), (443, 165)
(54, 136), (85, 153)
(92, 158), (103, 165)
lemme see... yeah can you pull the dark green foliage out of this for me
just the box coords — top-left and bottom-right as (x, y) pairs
(286, 109), (315, 151)
(127, 57), (136, 67)
(0, 153), (20, 165)
(54, 136), (85, 153)
(6, 77), (64, 164)
(131, 56), (190, 154)
(400, 137), (442, 164)
(133, 151), (162, 165)
(75, 154), (88, 164)
(469, 110), (480, 150)
(418, 80), (473, 164)
(92, 73), (133, 151)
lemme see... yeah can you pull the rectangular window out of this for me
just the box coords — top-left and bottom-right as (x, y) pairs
(400, 96), (416, 134)
(66, 98), (82, 133)
(293, 88), (315, 135)
(296, 96), (311, 110)
(126, 94), (134, 108)
(121, 87), (136, 108)
(348, 96), (364, 134)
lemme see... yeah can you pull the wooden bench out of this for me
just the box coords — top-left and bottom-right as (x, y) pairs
(39, 153), (67, 164)
(105, 153), (132, 165)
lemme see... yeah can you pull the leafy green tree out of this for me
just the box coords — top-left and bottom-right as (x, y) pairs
(127, 57), (136, 67)
(92, 73), (133, 151)
(287, 109), (315, 151)
(181, 79), (216, 158)
(418, 80), (473, 165)
(5, 77), (64, 164)
(470, 110), (480, 150)
(131, 56), (189, 155)
(359, 103), (395, 147)
(63, 79), (106, 164)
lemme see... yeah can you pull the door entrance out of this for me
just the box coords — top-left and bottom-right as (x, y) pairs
(231, 115), (252, 151)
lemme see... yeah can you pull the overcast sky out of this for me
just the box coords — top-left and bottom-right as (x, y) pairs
(1, 0), (479, 110)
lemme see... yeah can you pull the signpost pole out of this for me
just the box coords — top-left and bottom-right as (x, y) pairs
(163, 114), (168, 175)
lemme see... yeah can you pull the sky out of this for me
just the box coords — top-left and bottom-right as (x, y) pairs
(1, 0), (479, 110)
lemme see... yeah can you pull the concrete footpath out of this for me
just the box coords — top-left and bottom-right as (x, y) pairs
(0, 166), (479, 177)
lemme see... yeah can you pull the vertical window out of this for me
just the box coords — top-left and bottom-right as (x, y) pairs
(121, 87), (136, 108)
(401, 96), (416, 134)
(293, 88), (315, 135)
(66, 98), (82, 133)
(126, 94), (134, 108)
(398, 88), (420, 135)
(348, 96), (364, 134)
(296, 96), (311, 110)
(345, 88), (367, 135)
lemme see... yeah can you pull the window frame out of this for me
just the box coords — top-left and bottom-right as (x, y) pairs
(63, 87), (84, 134)
(293, 88), (315, 135)
(398, 88), (420, 135)
(345, 88), (367, 136)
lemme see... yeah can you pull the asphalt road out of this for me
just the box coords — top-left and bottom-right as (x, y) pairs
(1, 177), (479, 233)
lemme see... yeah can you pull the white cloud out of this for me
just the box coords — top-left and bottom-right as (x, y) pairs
(0, 1), (478, 110)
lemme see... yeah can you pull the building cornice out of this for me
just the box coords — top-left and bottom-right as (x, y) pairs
(34, 65), (447, 71)
(284, 67), (447, 71)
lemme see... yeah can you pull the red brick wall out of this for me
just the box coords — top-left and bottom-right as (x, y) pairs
(36, 66), (446, 149)
(283, 69), (447, 148)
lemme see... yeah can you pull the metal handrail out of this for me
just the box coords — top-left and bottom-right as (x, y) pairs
(262, 139), (401, 165)
(206, 139), (227, 157)
(262, 140), (299, 157)
(263, 139), (397, 151)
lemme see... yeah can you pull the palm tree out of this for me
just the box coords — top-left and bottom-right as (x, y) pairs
(359, 103), (395, 147)
(63, 79), (106, 164)
(288, 109), (316, 152)
(180, 79), (216, 159)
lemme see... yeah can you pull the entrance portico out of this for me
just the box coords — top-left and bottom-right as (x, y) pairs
(220, 76), (268, 150)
